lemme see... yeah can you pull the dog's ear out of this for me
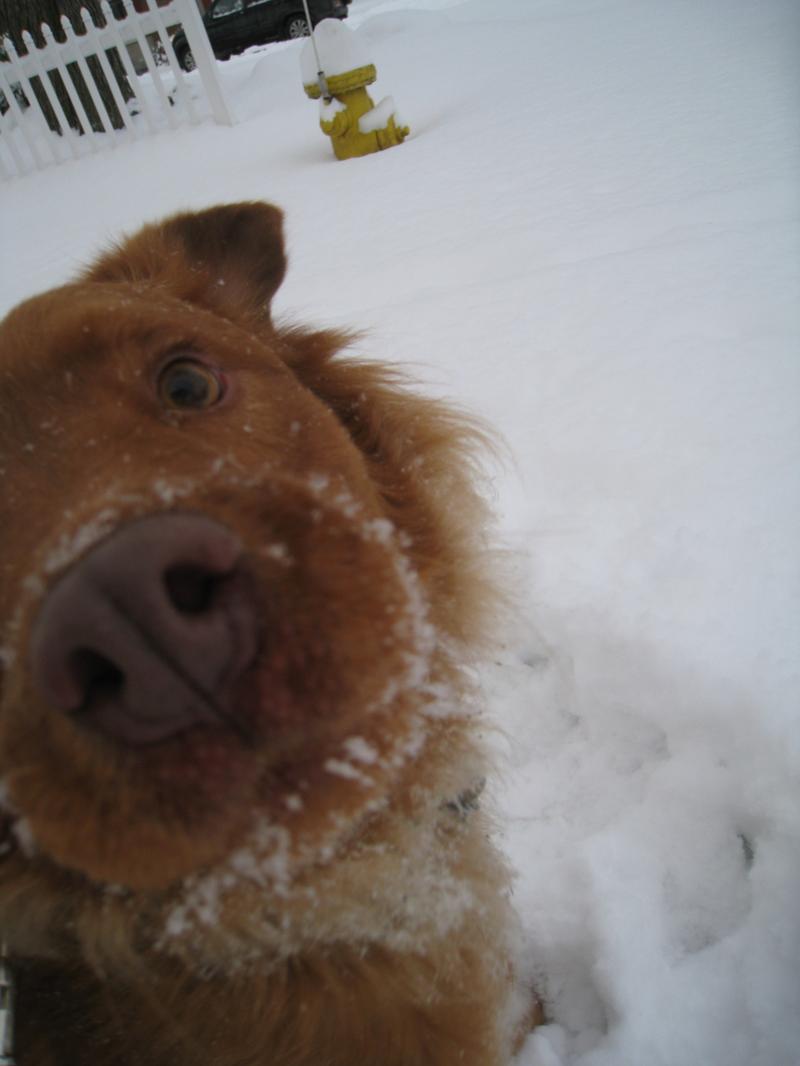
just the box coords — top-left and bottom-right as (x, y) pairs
(83, 202), (287, 323)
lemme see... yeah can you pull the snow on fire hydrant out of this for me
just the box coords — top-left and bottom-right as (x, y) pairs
(301, 19), (409, 160)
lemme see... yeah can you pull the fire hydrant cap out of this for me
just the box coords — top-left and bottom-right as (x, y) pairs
(300, 18), (376, 97)
(304, 64), (377, 99)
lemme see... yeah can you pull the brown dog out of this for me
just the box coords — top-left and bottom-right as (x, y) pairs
(0, 203), (535, 1065)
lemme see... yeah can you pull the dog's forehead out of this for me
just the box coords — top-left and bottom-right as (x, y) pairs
(1, 283), (188, 371)
(0, 281), (280, 390)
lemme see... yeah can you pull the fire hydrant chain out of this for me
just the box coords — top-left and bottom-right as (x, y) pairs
(300, 0), (330, 100)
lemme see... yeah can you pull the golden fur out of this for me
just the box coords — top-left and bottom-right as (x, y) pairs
(0, 203), (538, 1065)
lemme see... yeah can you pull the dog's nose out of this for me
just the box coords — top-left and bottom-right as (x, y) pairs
(30, 514), (259, 746)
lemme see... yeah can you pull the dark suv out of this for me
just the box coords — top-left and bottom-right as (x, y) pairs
(172, 0), (351, 71)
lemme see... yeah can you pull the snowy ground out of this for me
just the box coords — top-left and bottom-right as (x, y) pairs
(1, 1), (799, 1063)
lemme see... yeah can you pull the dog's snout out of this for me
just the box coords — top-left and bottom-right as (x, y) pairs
(30, 514), (259, 746)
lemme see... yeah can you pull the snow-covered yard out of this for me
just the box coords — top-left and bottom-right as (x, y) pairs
(1, 1), (798, 1063)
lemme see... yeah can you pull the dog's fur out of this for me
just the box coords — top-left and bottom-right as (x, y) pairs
(0, 203), (535, 1065)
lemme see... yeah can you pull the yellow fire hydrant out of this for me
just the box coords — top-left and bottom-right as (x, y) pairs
(301, 19), (409, 161)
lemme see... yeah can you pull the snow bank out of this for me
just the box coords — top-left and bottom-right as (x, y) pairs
(359, 95), (398, 133)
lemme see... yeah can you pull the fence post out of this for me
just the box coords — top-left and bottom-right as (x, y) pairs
(0, 83), (31, 175)
(0, 52), (44, 172)
(121, 0), (178, 129)
(77, 8), (138, 139)
(19, 30), (80, 161)
(98, 0), (159, 134)
(173, 0), (235, 126)
(145, 1), (199, 125)
(40, 21), (99, 146)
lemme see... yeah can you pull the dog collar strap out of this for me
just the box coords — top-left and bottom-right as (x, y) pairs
(443, 777), (486, 820)
(0, 941), (14, 1066)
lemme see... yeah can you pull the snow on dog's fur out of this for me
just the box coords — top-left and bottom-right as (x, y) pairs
(0, 203), (537, 1065)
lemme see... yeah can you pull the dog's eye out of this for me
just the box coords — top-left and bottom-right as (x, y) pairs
(158, 360), (224, 410)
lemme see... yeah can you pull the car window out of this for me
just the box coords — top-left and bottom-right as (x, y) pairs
(210, 0), (244, 18)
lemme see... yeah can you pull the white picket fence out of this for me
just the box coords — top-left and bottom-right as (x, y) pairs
(0, 0), (234, 180)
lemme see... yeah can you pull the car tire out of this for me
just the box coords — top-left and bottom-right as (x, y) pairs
(286, 15), (310, 38)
